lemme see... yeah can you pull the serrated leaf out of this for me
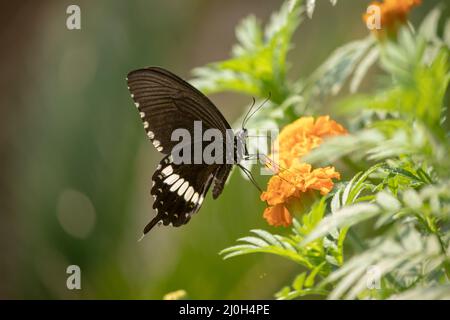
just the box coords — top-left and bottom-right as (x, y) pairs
(402, 189), (423, 210)
(306, 0), (316, 19)
(251, 229), (283, 246)
(238, 236), (269, 247)
(302, 203), (380, 245)
(350, 46), (378, 93)
(376, 191), (401, 212)
(293, 272), (307, 290)
(418, 6), (442, 42)
(305, 262), (326, 287)
(330, 190), (342, 213)
(390, 285), (450, 300)
(219, 244), (259, 255)
(444, 19), (450, 47)
(304, 36), (373, 104)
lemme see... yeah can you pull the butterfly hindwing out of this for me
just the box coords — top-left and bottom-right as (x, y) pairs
(144, 154), (230, 233)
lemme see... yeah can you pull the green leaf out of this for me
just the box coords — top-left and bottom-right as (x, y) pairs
(418, 6), (442, 43)
(303, 36), (374, 108)
(350, 47), (379, 93)
(190, 0), (303, 103)
(302, 203), (381, 246)
(305, 262), (326, 287)
(376, 191), (401, 212)
(293, 272), (307, 290)
(390, 285), (450, 300)
(303, 129), (385, 165)
(250, 229), (283, 246)
(237, 236), (269, 247)
(325, 226), (444, 300)
(444, 19), (450, 47)
(232, 15), (263, 56)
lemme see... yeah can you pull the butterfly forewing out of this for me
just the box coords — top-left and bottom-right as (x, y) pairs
(127, 67), (231, 154)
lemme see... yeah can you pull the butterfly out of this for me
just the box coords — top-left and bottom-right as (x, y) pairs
(127, 67), (261, 236)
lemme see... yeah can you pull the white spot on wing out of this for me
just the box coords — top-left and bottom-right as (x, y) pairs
(140, 112), (145, 118)
(157, 146), (163, 152)
(164, 174), (179, 185)
(144, 121), (149, 129)
(178, 181), (189, 196)
(153, 140), (160, 148)
(147, 131), (154, 139)
(135, 102), (140, 108)
(170, 178), (184, 192)
(191, 192), (199, 204)
(161, 165), (173, 177)
(184, 186), (194, 201)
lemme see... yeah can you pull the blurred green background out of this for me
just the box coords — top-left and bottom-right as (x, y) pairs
(0, 0), (442, 299)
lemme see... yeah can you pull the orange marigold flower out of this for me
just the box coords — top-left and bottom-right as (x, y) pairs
(363, 0), (421, 37)
(261, 116), (346, 227)
(261, 162), (341, 227)
(273, 116), (346, 168)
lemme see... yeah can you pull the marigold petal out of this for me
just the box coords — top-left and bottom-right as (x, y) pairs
(263, 204), (293, 227)
(274, 116), (347, 167)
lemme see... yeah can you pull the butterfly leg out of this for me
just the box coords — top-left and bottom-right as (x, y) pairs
(237, 164), (262, 193)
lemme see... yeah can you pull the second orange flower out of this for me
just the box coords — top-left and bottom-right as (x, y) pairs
(261, 116), (346, 227)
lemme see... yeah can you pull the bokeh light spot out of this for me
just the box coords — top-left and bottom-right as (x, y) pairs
(57, 189), (96, 239)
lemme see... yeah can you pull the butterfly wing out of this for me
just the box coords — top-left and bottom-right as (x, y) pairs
(127, 67), (231, 153)
(127, 67), (235, 233)
(144, 154), (228, 233)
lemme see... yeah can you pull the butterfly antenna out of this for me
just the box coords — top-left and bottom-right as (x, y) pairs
(242, 97), (256, 129)
(242, 92), (272, 128)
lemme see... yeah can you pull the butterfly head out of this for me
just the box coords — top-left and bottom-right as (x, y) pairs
(235, 128), (249, 161)
(236, 127), (248, 140)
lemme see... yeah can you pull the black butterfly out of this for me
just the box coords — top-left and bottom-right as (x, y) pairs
(127, 67), (260, 235)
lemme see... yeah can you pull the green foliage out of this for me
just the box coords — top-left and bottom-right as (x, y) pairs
(191, 0), (303, 104)
(197, 1), (450, 299)
(190, 0), (377, 129)
(301, 36), (376, 111)
(221, 198), (344, 269)
(220, 198), (346, 299)
(339, 28), (449, 136)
